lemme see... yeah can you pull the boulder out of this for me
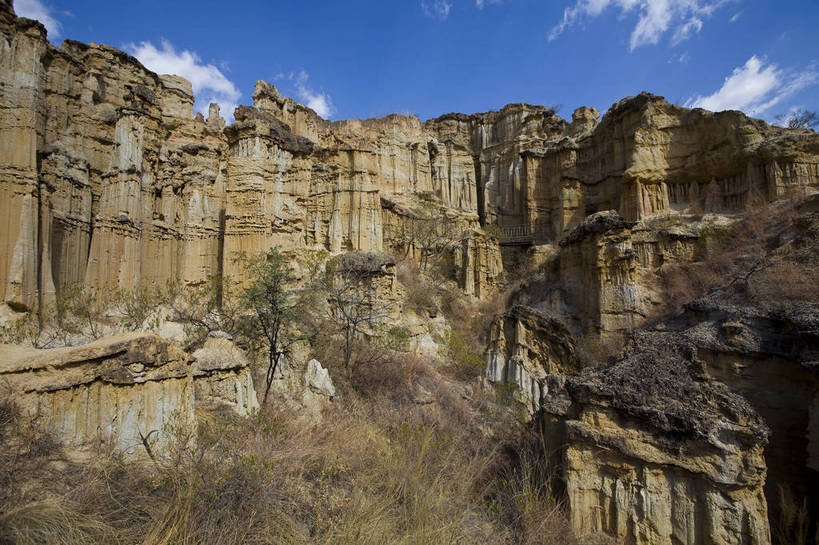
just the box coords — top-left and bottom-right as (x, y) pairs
(301, 359), (335, 417)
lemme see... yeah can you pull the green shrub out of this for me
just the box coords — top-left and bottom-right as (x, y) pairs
(441, 329), (485, 380)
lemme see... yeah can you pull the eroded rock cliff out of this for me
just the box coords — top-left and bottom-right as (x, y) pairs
(0, 332), (257, 455)
(540, 335), (771, 544)
(3, 2), (819, 543)
(4, 0), (817, 315)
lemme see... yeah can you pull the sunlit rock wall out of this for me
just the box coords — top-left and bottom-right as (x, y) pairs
(0, 332), (258, 455)
(2, 2), (818, 311)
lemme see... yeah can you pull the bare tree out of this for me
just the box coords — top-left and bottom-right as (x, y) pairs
(778, 108), (818, 130)
(394, 202), (472, 272)
(323, 253), (395, 368)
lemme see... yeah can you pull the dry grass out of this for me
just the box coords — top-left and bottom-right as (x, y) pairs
(0, 245), (579, 545)
(772, 484), (811, 545)
(0, 346), (574, 545)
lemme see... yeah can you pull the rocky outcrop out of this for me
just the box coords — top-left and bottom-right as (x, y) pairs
(331, 251), (405, 315)
(674, 289), (819, 541)
(0, 332), (257, 455)
(557, 211), (644, 336)
(517, 94), (819, 233)
(491, 210), (646, 373)
(301, 358), (336, 417)
(490, 203), (819, 543)
(0, 333), (194, 454)
(484, 305), (577, 408)
(540, 335), (771, 544)
(192, 334), (259, 416)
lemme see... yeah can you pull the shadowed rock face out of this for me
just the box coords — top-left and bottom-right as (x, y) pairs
(677, 288), (819, 542)
(485, 305), (578, 410)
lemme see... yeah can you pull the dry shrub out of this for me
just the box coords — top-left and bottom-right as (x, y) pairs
(652, 197), (812, 318)
(484, 430), (577, 545)
(396, 259), (421, 290)
(1, 376), (576, 545)
(440, 329), (486, 380)
(405, 286), (438, 317)
(351, 348), (428, 402)
(0, 396), (103, 545)
(750, 259), (819, 303)
(1, 395), (562, 545)
(0, 500), (119, 545)
(772, 484), (810, 545)
(575, 332), (626, 368)
(438, 289), (502, 382)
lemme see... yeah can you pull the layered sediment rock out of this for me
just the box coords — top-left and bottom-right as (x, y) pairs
(490, 204), (819, 543)
(677, 288), (819, 540)
(0, 332), (257, 454)
(0, 6), (500, 311)
(4, 1), (817, 312)
(192, 334), (260, 416)
(484, 305), (577, 408)
(540, 335), (771, 544)
(492, 210), (646, 364)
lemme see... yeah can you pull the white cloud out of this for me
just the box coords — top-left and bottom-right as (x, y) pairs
(548, 0), (732, 51)
(125, 40), (241, 121)
(668, 51), (689, 63)
(422, 0), (452, 19)
(729, 11), (742, 22)
(686, 56), (819, 116)
(277, 71), (335, 119)
(672, 16), (702, 45)
(476, 0), (503, 7)
(14, 0), (61, 38)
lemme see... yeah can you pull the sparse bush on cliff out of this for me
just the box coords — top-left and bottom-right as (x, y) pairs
(397, 258), (441, 317)
(440, 328), (486, 380)
(393, 202), (472, 273)
(114, 280), (184, 332)
(653, 197), (816, 318)
(777, 108), (818, 130)
(0, 308), (52, 348)
(322, 256), (395, 368)
(1, 284), (116, 348)
(169, 276), (225, 347)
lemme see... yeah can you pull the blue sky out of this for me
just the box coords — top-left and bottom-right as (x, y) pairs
(14, 0), (819, 124)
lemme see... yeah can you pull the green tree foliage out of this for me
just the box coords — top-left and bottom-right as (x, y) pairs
(234, 248), (302, 405)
